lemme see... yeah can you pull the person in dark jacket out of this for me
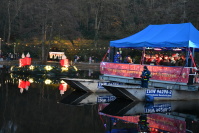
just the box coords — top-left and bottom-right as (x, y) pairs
(140, 66), (151, 88)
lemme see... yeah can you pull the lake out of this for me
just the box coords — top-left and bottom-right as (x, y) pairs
(0, 67), (199, 133)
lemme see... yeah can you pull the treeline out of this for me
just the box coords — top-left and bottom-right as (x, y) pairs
(0, 0), (199, 61)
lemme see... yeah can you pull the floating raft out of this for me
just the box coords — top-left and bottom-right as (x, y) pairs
(102, 84), (199, 101)
(61, 78), (125, 93)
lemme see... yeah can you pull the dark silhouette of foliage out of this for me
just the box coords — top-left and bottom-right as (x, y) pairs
(0, 0), (198, 61)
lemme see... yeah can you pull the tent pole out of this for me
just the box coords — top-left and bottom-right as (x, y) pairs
(186, 47), (190, 67)
(141, 47), (145, 65)
(110, 47), (115, 62)
(192, 48), (195, 59)
(192, 48), (196, 67)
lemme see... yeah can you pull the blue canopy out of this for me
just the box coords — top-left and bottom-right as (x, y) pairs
(110, 23), (199, 48)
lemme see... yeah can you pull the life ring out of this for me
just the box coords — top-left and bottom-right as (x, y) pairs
(145, 95), (154, 102)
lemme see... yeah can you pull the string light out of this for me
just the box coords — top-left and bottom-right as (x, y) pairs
(173, 48), (182, 51)
(154, 48), (162, 51)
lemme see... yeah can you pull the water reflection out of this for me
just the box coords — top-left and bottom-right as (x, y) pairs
(1, 67), (199, 132)
(59, 91), (115, 105)
(18, 79), (31, 93)
(0, 69), (106, 133)
(98, 99), (199, 133)
(9, 69), (100, 95)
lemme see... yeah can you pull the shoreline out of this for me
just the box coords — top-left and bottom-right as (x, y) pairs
(0, 60), (100, 70)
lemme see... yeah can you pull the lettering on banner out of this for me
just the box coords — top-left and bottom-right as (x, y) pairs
(97, 95), (116, 103)
(146, 89), (172, 97)
(97, 82), (123, 89)
(101, 63), (189, 83)
(145, 103), (172, 113)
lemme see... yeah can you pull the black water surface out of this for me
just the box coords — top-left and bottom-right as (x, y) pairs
(0, 69), (105, 133)
(1, 68), (199, 133)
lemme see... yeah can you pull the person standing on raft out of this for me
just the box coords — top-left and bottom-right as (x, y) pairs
(140, 66), (151, 88)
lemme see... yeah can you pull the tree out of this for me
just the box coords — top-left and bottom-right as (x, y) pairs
(7, 0), (23, 44)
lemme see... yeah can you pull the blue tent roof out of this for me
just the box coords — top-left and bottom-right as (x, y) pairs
(110, 23), (199, 48)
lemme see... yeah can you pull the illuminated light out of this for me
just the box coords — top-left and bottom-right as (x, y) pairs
(146, 47), (153, 49)
(10, 66), (14, 71)
(44, 79), (52, 84)
(73, 66), (78, 71)
(154, 48), (162, 51)
(173, 48), (182, 51)
(61, 67), (68, 71)
(44, 65), (53, 71)
(29, 65), (35, 70)
(10, 74), (13, 79)
(60, 80), (66, 84)
(29, 78), (34, 83)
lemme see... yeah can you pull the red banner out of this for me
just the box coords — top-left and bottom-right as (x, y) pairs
(100, 62), (190, 83)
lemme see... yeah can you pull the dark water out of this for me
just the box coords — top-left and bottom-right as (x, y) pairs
(1, 67), (199, 133)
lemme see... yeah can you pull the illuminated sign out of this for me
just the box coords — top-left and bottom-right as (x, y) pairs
(49, 52), (65, 59)
(145, 103), (171, 113)
(97, 95), (116, 103)
(146, 89), (172, 97)
(97, 82), (123, 89)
